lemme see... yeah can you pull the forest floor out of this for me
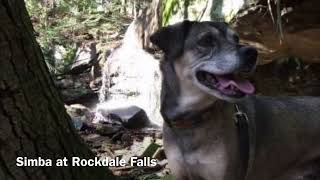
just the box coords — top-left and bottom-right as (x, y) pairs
(80, 128), (170, 179)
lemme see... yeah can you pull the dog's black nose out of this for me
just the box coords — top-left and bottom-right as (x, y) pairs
(239, 46), (258, 72)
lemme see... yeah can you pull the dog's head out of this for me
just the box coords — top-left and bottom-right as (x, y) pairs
(150, 21), (257, 119)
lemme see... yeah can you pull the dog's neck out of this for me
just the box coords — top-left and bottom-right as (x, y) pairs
(163, 99), (234, 129)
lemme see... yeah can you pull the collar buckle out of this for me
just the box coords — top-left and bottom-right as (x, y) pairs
(234, 104), (249, 125)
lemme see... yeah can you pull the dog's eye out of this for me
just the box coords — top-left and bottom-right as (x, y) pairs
(198, 34), (215, 47)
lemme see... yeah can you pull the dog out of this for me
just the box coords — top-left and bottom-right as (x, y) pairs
(150, 21), (320, 180)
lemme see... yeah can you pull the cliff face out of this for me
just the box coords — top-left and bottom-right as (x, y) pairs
(232, 0), (320, 64)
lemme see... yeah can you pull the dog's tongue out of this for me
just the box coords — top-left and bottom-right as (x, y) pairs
(215, 75), (255, 94)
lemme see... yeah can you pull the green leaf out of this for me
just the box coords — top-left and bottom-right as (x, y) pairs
(162, 0), (179, 26)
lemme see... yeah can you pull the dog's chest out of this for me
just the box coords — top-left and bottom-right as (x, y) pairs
(164, 122), (239, 180)
(183, 143), (231, 179)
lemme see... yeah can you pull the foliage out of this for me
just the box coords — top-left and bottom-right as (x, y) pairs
(162, 0), (180, 26)
(24, 0), (131, 74)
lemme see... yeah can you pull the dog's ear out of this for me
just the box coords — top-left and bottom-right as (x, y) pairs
(150, 20), (194, 58)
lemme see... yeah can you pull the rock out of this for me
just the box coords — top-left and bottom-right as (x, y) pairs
(55, 76), (74, 89)
(61, 88), (98, 105)
(97, 105), (151, 129)
(65, 104), (93, 117)
(89, 77), (102, 91)
(55, 72), (99, 105)
(69, 41), (98, 74)
(53, 45), (68, 63)
(65, 104), (94, 130)
(95, 123), (122, 136)
(71, 117), (84, 130)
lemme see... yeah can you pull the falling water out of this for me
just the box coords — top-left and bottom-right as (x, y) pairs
(92, 20), (163, 126)
(92, 49), (114, 124)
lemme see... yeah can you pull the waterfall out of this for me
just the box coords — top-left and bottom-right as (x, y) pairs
(93, 20), (163, 126)
(93, 62), (111, 123)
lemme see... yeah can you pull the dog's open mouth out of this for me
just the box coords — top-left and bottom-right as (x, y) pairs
(196, 71), (255, 97)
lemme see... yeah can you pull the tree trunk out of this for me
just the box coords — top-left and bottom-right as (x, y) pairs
(134, 0), (140, 18)
(0, 0), (117, 179)
(183, 0), (189, 19)
(133, 0), (162, 50)
(121, 0), (127, 15)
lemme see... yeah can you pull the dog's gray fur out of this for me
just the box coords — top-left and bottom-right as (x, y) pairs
(150, 21), (320, 180)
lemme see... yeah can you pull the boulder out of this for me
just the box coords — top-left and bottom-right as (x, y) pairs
(53, 45), (68, 63)
(69, 41), (98, 74)
(65, 104), (94, 130)
(55, 72), (99, 105)
(65, 104), (93, 118)
(97, 105), (151, 129)
(61, 88), (98, 105)
(95, 123), (122, 136)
